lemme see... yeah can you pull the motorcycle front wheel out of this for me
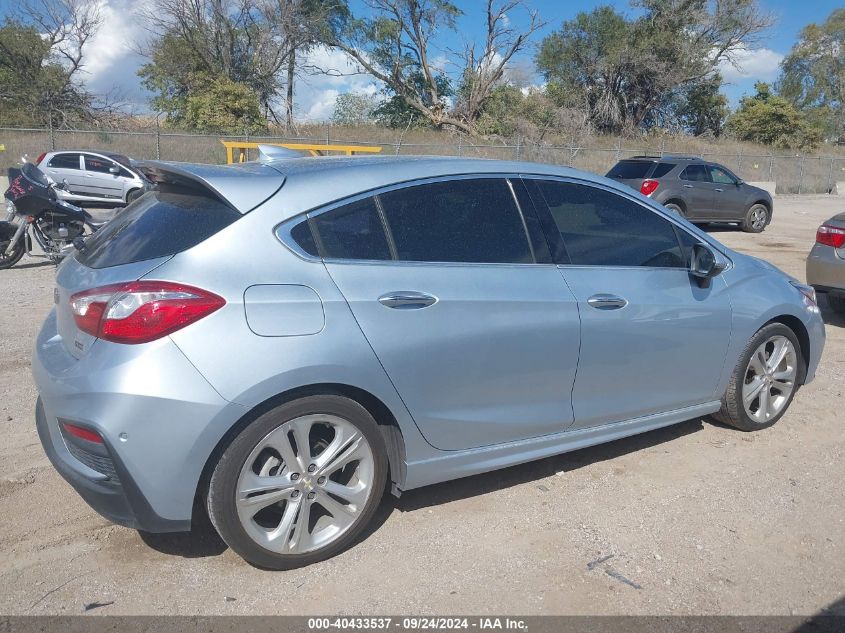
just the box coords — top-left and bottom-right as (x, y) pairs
(0, 231), (25, 269)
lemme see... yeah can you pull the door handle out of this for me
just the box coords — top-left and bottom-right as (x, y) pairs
(683, 184), (694, 188)
(587, 294), (628, 310)
(378, 291), (437, 309)
(715, 188), (724, 192)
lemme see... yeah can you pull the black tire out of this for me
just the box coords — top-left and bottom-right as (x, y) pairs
(126, 188), (143, 204)
(828, 294), (845, 314)
(664, 202), (685, 217)
(711, 323), (804, 432)
(0, 229), (25, 270)
(741, 203), (769, 233)
(207, 395), (388, 569)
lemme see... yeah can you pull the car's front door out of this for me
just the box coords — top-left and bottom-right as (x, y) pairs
(314, 176), (582, 451)
(81, 154), (124, 200)
(525, 178), (733, 430)
(678, 164), (717, 219)
(709, 165), (746, 220)
(42, 152), (86, 196)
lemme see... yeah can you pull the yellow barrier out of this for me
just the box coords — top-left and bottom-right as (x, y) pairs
(220, 140), (382, 164)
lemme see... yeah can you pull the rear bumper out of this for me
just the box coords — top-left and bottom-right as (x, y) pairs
(807, 243), (845, 294)
(32, 309), (248, 532)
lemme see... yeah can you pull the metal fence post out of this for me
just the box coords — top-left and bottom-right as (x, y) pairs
(827, 156), (835, 193)
(155, 120), (161, 160)
(515, 136), (521, 161)
(768, 153), (774, 181)
(798, 155), (806, 195)
(48, 115), (55, 151)
(457, 134), (462, 156)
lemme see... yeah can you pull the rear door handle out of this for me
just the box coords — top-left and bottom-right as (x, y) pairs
(715, 188), (724, 192)
(587, 294), (628, 310)
(378, 291), (438, 309)
(683, 184), (694, 188)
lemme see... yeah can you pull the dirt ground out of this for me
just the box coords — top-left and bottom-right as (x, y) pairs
(1, 195), (843, 616)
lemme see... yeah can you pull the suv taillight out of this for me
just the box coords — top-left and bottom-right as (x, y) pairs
(640, 179), (659, 196)
(70, 281), (225, 344)
(816, 224), (845, 249)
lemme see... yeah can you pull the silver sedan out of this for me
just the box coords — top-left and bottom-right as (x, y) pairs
(807, 213), (845, 314)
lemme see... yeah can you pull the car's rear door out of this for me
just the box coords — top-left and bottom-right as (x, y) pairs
(42, 152), (86, 196)
(678, 164), (717, 218)
(525, 177), (732, 430)
(314, 176), (581, 451)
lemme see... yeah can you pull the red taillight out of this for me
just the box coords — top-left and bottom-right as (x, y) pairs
(35, 152), (46, 165)
(816, 224), (845, 249)
(62, 422), (103, 444)
(640, 179), (659, 196)
(70, 281), (225, 344)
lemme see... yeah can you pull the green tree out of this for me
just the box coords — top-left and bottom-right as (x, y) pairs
(728, 83), (821, 150)
(778, 9), (845, 141)
(332, 91), (379, 125)
(676, 74), (729, 136)
(182, 74), (267, 133)
(536, 1), (771, 134)
(372, 72), (453, 129)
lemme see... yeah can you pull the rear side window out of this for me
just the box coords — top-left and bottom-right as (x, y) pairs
(535, 181), (685, 268)
(606, 161), (653, 179)
(48, 153), (81, 170)
(650, 163), (675, 178)
(76, 192), (239, 269)
(311, 198), (391, 260)
(378, 179), (533, 263)
(680, 165), (710, 182)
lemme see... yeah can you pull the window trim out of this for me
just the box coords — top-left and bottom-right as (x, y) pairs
(275, 173), (546, 267)
(520, 174), (717, 271)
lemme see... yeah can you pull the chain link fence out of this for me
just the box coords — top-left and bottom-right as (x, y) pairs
(2, 126), (845, 194)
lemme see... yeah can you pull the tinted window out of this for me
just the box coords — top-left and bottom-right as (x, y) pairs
(48, 153), (81, 170)
(536, 181), (685, 268)
(76, 192), (239, 269)
(680, 165), (710, 182)
(85, 155), (116, 174)
(651, 163), (675, 178)
(289, 219), (318, 256)
(709, 166), (736, 184)
(606, 161), (653, 179)
(312, 197), (390, 260)
(378, 179), (533, 264)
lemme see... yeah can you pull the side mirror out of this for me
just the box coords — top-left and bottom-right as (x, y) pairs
(690, 244), (726, 288)
(109, 165), (120, 174)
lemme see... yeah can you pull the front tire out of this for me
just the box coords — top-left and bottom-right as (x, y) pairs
(711, 323), (804, 431)
(741, 204), (769, 233)
(0, 230), (25, 270)
(207, 395), (388, 569)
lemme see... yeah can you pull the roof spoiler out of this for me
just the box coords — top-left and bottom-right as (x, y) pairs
(135, 160), (285, 214)
(257, 144), (308, 162)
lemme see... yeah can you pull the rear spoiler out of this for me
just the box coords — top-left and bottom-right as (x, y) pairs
(135, 160), (286, 214)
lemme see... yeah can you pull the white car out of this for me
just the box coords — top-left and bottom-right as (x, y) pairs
(37, 150), (150, 206)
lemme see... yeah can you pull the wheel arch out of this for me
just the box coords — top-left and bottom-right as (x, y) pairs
(195, 383), (407, 507)
(764, 315), (810, 382)
(663, 197), (687, 213)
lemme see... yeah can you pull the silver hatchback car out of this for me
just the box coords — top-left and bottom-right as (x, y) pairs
(33, 155), (825, 569)
(37, 150), (149, 205)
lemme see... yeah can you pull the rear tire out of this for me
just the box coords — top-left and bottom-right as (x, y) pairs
(741, 204), (769, 233)
(711, 323), (804, 431)
(207, 395), (388, 569)
(126, 188), (143, 204)
(664, 202), (685, 217)
(0, 230), (25, 270)
(828, 294), (845, 314)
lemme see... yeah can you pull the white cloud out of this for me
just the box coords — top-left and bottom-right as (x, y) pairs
(718, 47), (784, 84)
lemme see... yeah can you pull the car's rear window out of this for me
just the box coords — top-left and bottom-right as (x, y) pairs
(606, 160), (653, 179)
(76, 191), (239, 269)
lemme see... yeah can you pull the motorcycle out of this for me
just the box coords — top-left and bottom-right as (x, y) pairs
(1, 158), (120, 269)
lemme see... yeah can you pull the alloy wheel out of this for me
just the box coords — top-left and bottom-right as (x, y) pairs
(750, 207), (767, 231)
(235, 414), (375, 555)
(742, 335), (798, 424)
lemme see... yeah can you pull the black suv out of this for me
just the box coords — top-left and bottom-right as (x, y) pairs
(606, 156), (773, 233)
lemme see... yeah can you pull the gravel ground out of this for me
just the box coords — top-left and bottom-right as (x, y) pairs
(0, 195), (843, 616)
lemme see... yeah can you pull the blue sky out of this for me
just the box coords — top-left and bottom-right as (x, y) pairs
(2, 0), (842, 120)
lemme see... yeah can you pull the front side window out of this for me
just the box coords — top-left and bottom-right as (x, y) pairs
(48, 153), (81, 170)
(535, 181), (685, 268)
(709, 166), (737, 185)
(377, 179), (533, 264)
(85, 155), (117, 174)
(680, 165), (711, 182)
